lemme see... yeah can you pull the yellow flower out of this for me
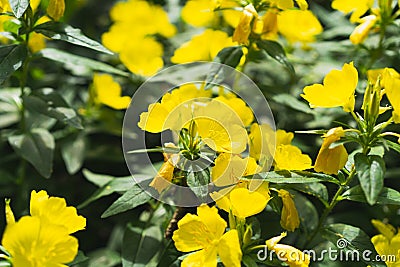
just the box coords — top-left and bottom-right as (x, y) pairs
(214, 95), (254, 127)
(212, 153), (259, 187)
(383, 68), (400, 123)
(277, 10), (322, 44)
(2, 216), (79, 267)
(278, 189), (300, 232)
(138, 83), (212, 133)
(1, 190), (85, 267)
(28, 32), (46, 53)
(172, 205), (242, 267)
(47, 0), (65, 21)
(266, 0), (308, 10)
(367, 67), (400, 88)
(350, 15), (378, 44)
(314, 127), (348, 175)
(371, 219), (396, 240)
(181, 0), (242, 28)
(249, 123), (276, 162)
(211, 187), (270, 218)
(194, 100), (248, 154)
(261, 10), (279, 40)
(102, 0), (176, 76)
(274, 145), (312, 171)
(149, 146), (179, 193)
(331, 0), (374, 23)
(232, 4), (257, 44)
(301, 62), (358, 112)
(171, 29), (236, 63)
(91, 73), (131, 110)
(30, 190), (86, 234)
(266, 232), (310, 267)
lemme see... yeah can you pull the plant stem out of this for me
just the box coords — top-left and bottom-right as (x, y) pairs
(306, 167), (357, 246)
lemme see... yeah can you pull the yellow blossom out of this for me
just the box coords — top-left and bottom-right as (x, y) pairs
(266, 0), (308, 10)
(274, 144), (312, 171)
(47, 0), (65, 21)
(277, 10), (322, 44)
(5, 199), (15, 225)
(367, 67), (400, 88)
(302, 62), (358, 112)
(214, 95), (254, 126)
(28, 32), (46, 53)
(101, 0), (176, 76)
(249, 123), (276, 162)
(232, 4), (257, 44)
(181, 0), (242, 28)
(91, 73), (131, 110)
(212, 153), (259, 187)
(211, 187), (270, 218)
(278, 189), (300, 232)
(261, 10), (279, 40)
(30, 190), (86, 234)
(2, 216), (79, 267)
(331, 0), (374, 23)
(371, 219), (396, 240)
(350, 15), (378, 44)
(266, 232), (310, 267)
(172, 205), (242, 267)
(314, 127), (348, 175)
(171, 29), (236, 63)
(383, 68), (400, 123)
(149, 147), (179, 193)
(138, 83), (211, 133)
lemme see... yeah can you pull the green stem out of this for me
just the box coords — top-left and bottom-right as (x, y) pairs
(306, 167), (357, 245)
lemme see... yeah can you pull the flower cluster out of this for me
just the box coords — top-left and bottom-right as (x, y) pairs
(1, 190), (86, 267)
(102, 0), (176, 76)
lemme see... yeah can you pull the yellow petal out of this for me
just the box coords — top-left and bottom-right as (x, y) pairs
(274, 144), (312, 171)
(218, 230), (242, 267)
(172, 205), (226, 252)
(181, 0), (217, 27)
(331, 0), (373, 23)
(92, 73), (131, 110)
(30, 190), (86, 234)
(384, 70), (400, 123)
(314, 127), (348, 175)
(214, 95), (254, 127)
(350, 15), (377, 44)
(2, 216), (78, 266)
(278, 10), (322, 44)
(47, 0), (65, 21)
(278, 189), (300, 232)
(5, 199), (15, 225)
(230, 188), (269, 218)
(371, 219), (396, 240)
(171, 29), (235, 63)
(301, 62), (358, 112)
(232, 4), (256, 44)
(149, 158), (175, 193)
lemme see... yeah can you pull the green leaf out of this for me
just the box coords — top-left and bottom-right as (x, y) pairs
(61, 134), (86, 175)
(249, 171), (339, 184)
(8, 128), (54, 178)
(242, 255), (259, 267)
(384, 139), (400, 154)
(0, 44), (27, 84)
(23, 88), (83, 129)
(354, 153), (385, 205)
(322, 223), (386, 267)
(34, 22), (112, 54)
(122, 222), (162, 267)
(289, 183), (329, 204)
(342, 186), (400, 205)
(186, 169), (210, 203)
(68, 251), (89, 266)
(79, 169), (137, 209)
(9, 0), (29, 18)
(272, 93), (313, 114)
(38, 48), (129, 77)
(256, 40), (295, 76)
(101, 185), (152, 218)
(205, 46), (243, 88)
(87, 249), (121, 267)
